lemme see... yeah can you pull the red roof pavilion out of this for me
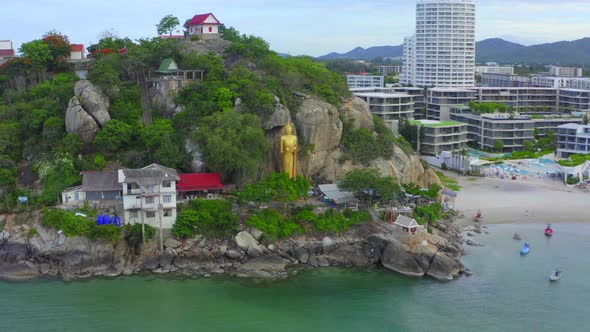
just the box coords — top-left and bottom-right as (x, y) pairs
(187, 13), (222, 26)
(178, 173), (224, 192)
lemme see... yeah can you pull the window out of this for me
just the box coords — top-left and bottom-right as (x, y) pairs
(209, 27), (213, 32)
(129, 211), (138, 220)
(146, 212), (156, 219)
(164, 209), (173, 217)
(163, 181), (172, 188)
(163, 195), (172, 204)
(145, 197), (155, 204)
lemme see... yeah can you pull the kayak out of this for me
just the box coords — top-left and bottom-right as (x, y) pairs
(520, 243), (530, 255)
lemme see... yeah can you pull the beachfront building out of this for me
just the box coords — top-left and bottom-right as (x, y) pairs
(533, 115), (584, 136)
(471, 87), (560, 113)
(557, 124), (590, 158)
(450, 107), (535, 152)
(549, 66), (583, 78)
(118, 164), (180, 229)
(391, 87), (426, 119)
(186, 13), (223, 38)
(401, 0), (476, 87)
(480, 73), (532, 88)
(347, 74), (384, 89)
(476, 65), (515, 75)
(532, 76), (573, 89)
(410, 120), (468, 156)
(353, 91), (414, 130)
(61, 171), (122, 208)
(426, 87), (475, 120)
(568, 78), (590, 91)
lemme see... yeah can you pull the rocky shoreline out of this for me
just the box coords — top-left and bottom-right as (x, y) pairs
(0, 217), (466, 283)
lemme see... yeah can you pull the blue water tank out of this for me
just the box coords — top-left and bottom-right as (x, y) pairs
(97, 215), (102, 225)
(115, 216), (121, 227)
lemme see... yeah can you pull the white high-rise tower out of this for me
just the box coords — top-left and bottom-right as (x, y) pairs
(401, 0), (476, 87)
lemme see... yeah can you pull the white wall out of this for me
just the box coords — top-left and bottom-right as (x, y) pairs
(0, 40), (12, 50)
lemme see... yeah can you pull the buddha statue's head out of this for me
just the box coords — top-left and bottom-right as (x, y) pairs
(285, 122), (293, 135)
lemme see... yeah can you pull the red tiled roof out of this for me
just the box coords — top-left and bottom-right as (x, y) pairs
(178, 173), (224, 192)
(0, 49), (15, 57)
(188, 13), (222, 26)
(71, 44), (84, 52)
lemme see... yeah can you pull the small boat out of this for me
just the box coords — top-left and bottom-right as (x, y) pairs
(545, 224), (553, 237)
(520, 242), (530, 255)
(549, 269), (561, 282)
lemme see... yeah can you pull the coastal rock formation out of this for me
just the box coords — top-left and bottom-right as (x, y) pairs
(264, 96), (291, 130)
(368, 234), (425, 277)
(65, 80), (111, 144)
(339, 97), (374, 131)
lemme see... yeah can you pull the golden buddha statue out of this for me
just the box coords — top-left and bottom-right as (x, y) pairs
(280, 122), (298, 178)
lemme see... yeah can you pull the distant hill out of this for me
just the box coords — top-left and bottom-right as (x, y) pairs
(317, 45), (403, 60)
(317, 38), (590, 65)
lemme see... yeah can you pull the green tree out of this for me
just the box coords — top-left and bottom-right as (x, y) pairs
(219, 26), (242, 42)
(494, 140), (505, 152)
(42, 31), (71, 69)
(194, 110), (269, 182)
(95, 119), (135, 153)
(156, 15), (181, 36)
(19, 40), (52, 70)
(340, 168), (401, 204)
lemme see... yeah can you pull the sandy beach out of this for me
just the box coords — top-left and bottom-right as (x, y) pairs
(453, 174), (589, 226)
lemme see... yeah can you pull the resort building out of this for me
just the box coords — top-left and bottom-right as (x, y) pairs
(476, 66), (515, 75)
(377, 65), (402, 76)
(531, 76), (573, 89)
(568, 78), (590, 91)
(177, 173), (225, 200)
(69, 44), (85, 61)
(549, 66), (583, 78)
(533, 115), (584, 136)
(401, 0), (476, 87)
(394, 215), (422, 235)
(557, 124), (590, 158)
(353, 92), (415, 127)
(558, 89), (590, 113)
(118, 164), (180, 229)
(449, 107), (535, 153)
(0, 40), (16, 65)
(61, 171), (122, 207)
(480, 73), (532, 88)
(186, 13), (223, 38)
(347, 74), (384, 89)
(426, 87), (475, 120)
(470, 87), (560, 112)
(410, 120), (468, 156)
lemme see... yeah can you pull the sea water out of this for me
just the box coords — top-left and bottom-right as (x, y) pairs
(1, 223), (589, 332)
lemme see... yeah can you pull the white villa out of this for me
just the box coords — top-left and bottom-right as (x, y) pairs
(118, 164), (180, 229)
(186, 13), (223, 38)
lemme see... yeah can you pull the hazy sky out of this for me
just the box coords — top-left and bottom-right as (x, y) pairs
(3, 0), (590, 56)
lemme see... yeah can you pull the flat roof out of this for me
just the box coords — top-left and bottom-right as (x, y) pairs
(429, 87), (474, 92)
(558, 123), (588, 129)
(353, 92), (411, 98)
(410, 120), (464, 127)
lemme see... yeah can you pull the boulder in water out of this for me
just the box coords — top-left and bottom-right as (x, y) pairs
(513, 233), (522, 241)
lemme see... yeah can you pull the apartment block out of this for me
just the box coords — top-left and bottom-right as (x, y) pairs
(549, 66), (583, 78)
(410, 120), (468, 155)
(377, 65), (402, 76)
(402, 0), (476, 87)
(568, 78), (590, 91)
(559, 89), (590, 112)
(476, 66), (515, 75)
(347, 75), (384, 89)
(426, 87), (475, 120)
(532, 76), (573, 88)
(557, 124), (590, 158)
(450, 109), (535, 152)
(471, 87), (559, 112)
(533, 115), (584, 136)
(481, 73), (532, 87)
(353, 92), (415, 127)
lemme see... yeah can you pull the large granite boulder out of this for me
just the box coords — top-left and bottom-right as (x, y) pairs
(236, 254), (289, 279)
(339, 97), (374, 131)
(74, 80), (110, 127)
(367, 234), (425, 277)
(234, 231), (264, 257)
(426, 252), (462, 281)
(65, 80), (111, 144)
(295, 97), (343, 177)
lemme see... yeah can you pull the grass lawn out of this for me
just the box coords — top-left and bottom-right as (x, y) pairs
(436, 171), (462, 191)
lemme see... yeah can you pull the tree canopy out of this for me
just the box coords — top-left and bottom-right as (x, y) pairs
(340, 168), (401, 204)
(156, 15), (181, 36)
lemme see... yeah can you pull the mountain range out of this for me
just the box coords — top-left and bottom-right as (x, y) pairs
(317, 38), (590, 65)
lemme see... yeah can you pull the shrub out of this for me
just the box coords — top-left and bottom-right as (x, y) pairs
(124, 223), (156, 253)
(172, 199), (238, 239)
(246, 208), (304, 241)
(41, 208), (121, 242)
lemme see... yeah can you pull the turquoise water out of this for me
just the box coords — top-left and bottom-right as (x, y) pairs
(1, 223), (589, 332)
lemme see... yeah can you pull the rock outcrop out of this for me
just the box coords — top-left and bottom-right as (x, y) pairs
(65, 80), (111, 143)
(339, 97), (374, 131)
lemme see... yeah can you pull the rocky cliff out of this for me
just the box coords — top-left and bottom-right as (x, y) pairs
(267, 95), (440, 186)
(0, 213), (465, 282)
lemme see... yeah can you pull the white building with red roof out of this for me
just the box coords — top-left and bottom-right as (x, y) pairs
(186, 13), (223, 38)
(69, 44), (85, 60)
(0, 40), (16, 64)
